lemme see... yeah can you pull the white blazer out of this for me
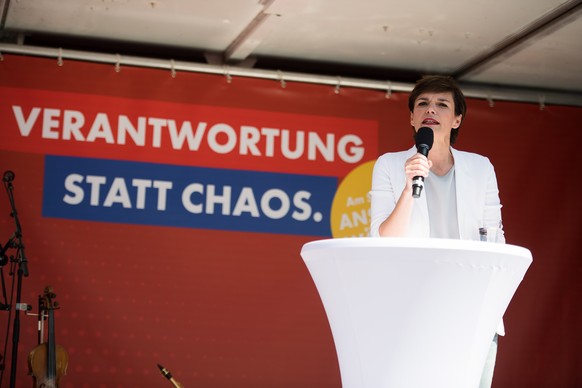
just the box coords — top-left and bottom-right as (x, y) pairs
(369, 146), (504, 242)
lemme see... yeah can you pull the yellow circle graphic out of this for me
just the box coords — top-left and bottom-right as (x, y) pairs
(330, 160), (375, 238)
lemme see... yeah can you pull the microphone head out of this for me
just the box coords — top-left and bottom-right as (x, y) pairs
(415, 127), (434, 150)
(3, 170), (15, 183)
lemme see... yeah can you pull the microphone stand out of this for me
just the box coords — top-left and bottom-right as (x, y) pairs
(0, 237), (12, 380)
(2, 175), (29, 388)
(0, 236), (13, 310)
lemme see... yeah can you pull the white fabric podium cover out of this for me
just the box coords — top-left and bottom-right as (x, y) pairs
(301, 237), (532, 388)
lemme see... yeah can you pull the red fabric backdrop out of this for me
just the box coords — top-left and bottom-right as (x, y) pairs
(0, 55), (580, 387)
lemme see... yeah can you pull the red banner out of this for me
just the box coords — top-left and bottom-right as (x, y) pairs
(0, 54), (580, 388)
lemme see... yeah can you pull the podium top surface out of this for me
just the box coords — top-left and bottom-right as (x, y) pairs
(301, 237), (532, 261)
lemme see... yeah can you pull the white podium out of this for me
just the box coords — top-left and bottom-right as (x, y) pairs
(301, 238), (532, 388)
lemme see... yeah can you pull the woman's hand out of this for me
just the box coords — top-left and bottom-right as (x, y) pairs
(404, 153), (433, 190)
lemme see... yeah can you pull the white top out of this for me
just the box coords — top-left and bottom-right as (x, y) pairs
(426, 165), (460, 239)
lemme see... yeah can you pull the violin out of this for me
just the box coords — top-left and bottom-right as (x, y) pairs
(27, 286), (69, 388)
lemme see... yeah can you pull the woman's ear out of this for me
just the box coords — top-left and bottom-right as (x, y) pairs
(453, 114), (462, 129)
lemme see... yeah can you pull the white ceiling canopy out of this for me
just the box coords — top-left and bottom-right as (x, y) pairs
(1, 0), (581, 106)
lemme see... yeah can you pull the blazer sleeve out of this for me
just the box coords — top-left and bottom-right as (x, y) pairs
(454, 149), (505, 243)
(482, 157), (506, 243)
(369, 150), (411, 237)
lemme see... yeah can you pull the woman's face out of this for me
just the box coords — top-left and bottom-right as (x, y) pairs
(410, 92), (462, 138)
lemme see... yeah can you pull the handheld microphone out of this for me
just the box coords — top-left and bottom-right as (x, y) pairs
(412, 127), (434, 198)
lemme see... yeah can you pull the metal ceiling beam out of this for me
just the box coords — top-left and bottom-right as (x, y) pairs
(223, 0), (307, 63)
(452, 0), (582, 79)
(223, 3), (279, 62)
(0, 43), (581, 107)
(0, 0), (12, 31)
